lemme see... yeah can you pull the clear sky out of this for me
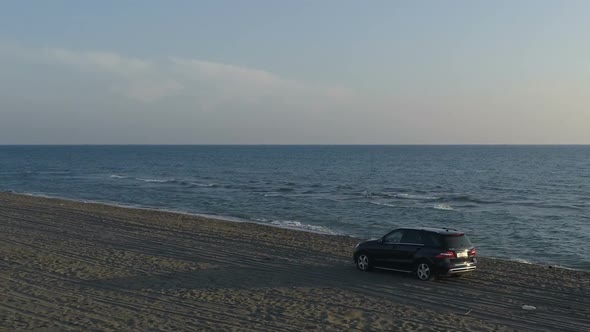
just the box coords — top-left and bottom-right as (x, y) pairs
(1, 0), (589, 144)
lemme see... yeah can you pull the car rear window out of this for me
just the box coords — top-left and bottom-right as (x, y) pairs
(441, 234), (473, 249)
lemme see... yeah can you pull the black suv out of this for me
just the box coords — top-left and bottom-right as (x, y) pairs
(353, 227), (476, 280)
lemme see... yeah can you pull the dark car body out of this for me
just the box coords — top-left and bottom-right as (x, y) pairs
(353, 227), (477, 280)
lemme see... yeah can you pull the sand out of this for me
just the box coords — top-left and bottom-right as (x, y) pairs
(0, 192), (588, 331)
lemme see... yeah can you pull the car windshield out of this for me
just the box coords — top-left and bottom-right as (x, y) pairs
(441, 234), (473, 249)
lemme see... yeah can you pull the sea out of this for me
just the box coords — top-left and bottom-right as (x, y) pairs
(1, 145), (588, 271)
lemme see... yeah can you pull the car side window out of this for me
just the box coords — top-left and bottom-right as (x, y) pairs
(401, 230), (424, 245)
(423, 233), (441, 247)
(383, 230), (403, 244)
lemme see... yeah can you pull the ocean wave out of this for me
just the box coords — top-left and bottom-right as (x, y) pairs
(189, 182), (217, 188)
(362, 191), (423, 199)
(35, 171), (72, 175)
(507, 201), (586, 211)
(382, 187), (411, 193)
(110, 174), (128, 179)
(267, 219), (337, 235)
(439, 194), (496, 204)
(546, 264), (576, 270)
(263, 193), (283, 197)
(136, 178), (170, 183)
(223, 184), (254, 190)
(368, 192), (391, 198)
(372, 201), (456, 211)
(129, 177), (218, 188)
(369, 201), (427, 210)
(433, 204), (456, 211)
(3, 170), (71, 175)
(538, 203), (585, 211)
(510, 258), (533, 265)
(394, 193), (438, 200)
(369, 201), (396, 208)
(481, 185), (536, 194)
(277, 187), (295, 192)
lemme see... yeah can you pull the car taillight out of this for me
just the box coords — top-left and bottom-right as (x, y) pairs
(435, 251), (455, 259)
(469, 248), (476, 257)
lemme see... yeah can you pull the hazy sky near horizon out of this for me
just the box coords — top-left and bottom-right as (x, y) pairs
(1, 0), (589, 144)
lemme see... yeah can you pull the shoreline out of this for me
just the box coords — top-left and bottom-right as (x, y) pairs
(1, 190), (344, 236)
(1, 192), (589, 331)
(1, 190), (583, 272)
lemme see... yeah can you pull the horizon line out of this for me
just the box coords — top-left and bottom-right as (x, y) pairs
(1, 144), (589, 146)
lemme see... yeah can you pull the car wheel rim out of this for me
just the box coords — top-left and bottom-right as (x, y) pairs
(417, 263), (430, 280)
(357, 255), (369, 270)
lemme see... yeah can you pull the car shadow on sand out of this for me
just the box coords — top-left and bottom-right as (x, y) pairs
(79, 261), (467, 295)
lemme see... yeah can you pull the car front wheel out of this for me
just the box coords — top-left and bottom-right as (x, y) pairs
(415, 261), (434, 281)
(356, 253), (371, 271)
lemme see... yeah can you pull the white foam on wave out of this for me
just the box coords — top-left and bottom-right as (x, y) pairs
(510, 258), (533, 264)
(547, 264), (575, 270)
(370, 201), (396, 208)
(110, 174), (127, 179)
(395, 193), (438, 200)
(262, 193), (283, 197)
(9, 192), (335, 237)
(433, 204), (456, 211)
(369, 201), (426, 210)
(136, 178), (169, 183)
(268, 219), (338, 235)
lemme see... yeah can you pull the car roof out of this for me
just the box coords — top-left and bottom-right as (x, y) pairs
(398, 227), (464, 235)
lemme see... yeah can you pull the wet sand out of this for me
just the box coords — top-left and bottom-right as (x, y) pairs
(1, 192), (589, 331)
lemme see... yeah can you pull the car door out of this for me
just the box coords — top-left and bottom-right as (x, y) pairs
(397, 230), (425, 270)
(373, 229), (406, 268)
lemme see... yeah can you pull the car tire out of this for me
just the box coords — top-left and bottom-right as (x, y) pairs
(415, 261), (434, 281)
(355, 253), (372, 272)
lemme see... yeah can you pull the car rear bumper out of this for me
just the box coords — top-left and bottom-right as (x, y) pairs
(447, 265), (477, 274)
(434, 258), (477, 275)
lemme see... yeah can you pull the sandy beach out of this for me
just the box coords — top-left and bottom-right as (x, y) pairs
(0, 192), (588, 331)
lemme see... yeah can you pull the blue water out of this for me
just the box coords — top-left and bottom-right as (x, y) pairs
(1, 145), (589, 270)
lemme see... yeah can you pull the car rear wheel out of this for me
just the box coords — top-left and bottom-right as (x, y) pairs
(356, 253), (371, 271)
(415, 261), (434, 281)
